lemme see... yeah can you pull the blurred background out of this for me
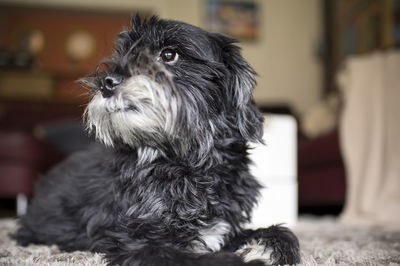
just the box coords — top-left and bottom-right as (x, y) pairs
(0, 0), (399, 226)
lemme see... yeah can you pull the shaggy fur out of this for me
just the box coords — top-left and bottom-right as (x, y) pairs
(13, 15), (300, 266)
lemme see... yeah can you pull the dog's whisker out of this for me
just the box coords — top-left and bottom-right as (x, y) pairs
(128, 64), (135, 77)
(121, 34), (145, 68)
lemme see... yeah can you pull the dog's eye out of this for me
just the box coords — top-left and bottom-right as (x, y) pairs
(161, 49), (178, 63)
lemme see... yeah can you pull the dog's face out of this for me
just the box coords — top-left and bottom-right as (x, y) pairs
(83, 15), (263, 157)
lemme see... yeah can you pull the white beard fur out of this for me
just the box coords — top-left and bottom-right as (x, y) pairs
(84, 75), (176, 148)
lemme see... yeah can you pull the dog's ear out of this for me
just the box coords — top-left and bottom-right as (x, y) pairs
(210, 33), (264, 143)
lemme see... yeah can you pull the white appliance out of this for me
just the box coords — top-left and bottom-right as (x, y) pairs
(248, 114), (298, 228)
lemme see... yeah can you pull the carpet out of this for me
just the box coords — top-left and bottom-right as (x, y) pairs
(0, 217), (399, 266)
(294, 216), (400, 265)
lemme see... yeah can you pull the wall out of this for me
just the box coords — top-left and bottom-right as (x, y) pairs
(247, 0), (323, 113)
(165, 0), (323, 114)
(2, 0), (323, 113)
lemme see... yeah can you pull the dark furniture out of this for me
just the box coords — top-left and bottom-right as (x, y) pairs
(0, 101), (83, 215)
(298, 130), (346, 213)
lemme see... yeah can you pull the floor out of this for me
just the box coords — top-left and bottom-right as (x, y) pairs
(1, 216), (399, 265)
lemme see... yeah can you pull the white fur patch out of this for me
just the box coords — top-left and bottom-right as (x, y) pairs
(191, 221), (231, 253)
(137, 146), (160, 165)
(235, 240), (273, 265)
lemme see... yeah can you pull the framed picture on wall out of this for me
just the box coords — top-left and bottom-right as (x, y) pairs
(205, 0), (259, 40)
(324, 0), (400, 94)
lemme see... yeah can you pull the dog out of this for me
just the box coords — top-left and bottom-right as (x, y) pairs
(14, 15), (300, 266)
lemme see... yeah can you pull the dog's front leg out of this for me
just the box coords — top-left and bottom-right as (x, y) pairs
(98, 220), (265, 266)
(223, 225), (301, 266)
(104, 244), (267, 266)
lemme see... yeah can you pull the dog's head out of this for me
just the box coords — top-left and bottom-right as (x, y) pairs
(83, 15), (263, 157)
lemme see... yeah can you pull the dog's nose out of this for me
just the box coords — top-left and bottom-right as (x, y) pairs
(101, 76), (122, 98)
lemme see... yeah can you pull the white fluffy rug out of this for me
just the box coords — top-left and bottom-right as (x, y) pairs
(1, 217), (399, 266)
(294, 216), (400, 265)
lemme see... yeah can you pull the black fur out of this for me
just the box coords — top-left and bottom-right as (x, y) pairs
(13, 15), (300, 266)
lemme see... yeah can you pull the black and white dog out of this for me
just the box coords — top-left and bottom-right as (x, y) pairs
(14, 16), (300, 266)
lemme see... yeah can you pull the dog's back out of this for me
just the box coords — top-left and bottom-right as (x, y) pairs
(14, 144), (115, 251)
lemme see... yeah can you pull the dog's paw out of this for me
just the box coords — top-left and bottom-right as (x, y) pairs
(235, 225), (300, 265)
(198, 251), (266, 266)
(235, 240), (274, 265)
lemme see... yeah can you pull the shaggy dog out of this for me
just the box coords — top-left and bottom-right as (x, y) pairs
(14, 16), (300, 266)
